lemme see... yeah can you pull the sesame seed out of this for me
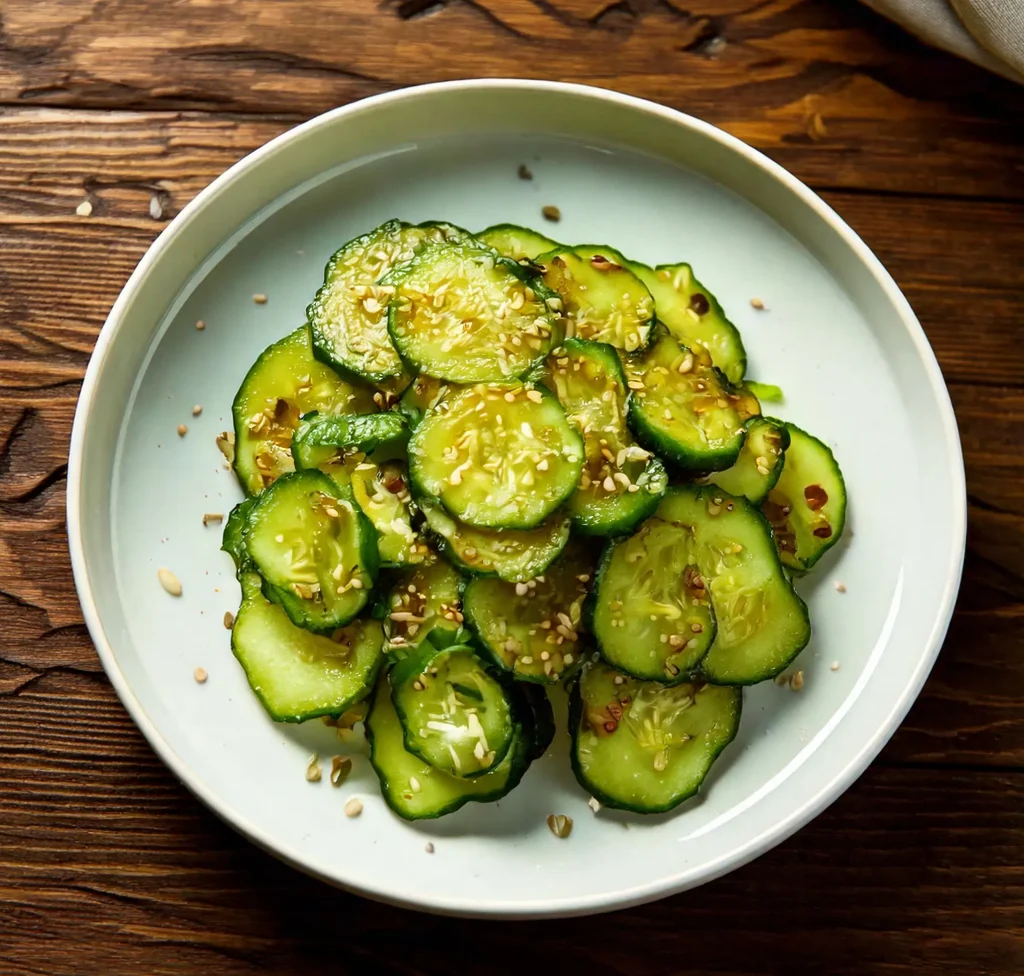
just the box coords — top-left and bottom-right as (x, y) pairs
(515, 582), (529, 596)
(542, 205), (561, 222)
(223, 611), (235, 630)
(588, 797), (602, 813)
(195, 320), (206, 331)
(305, 754), (322, 782)
(344, 797), (364, 818)
(425, 842), (436, 853)
(158, 567), (182, 597)
(192, 404), (203, 417)
(834, 580), (847, 593)
(193, 667), (208, 684)
(831, 661), (840, 671)
(331, 755), (353, 787)
(791, 670), (805, 691)
(177, 424), (188, 437)
(750, 297), (766, 310)
(76, 199), (94, 217)
(546, 813), (572, 838)
(526, 389), (543, 403)
(253, 293), (268, 304)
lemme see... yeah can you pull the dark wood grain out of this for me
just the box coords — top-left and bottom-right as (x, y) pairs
(1, 0), (1024, 197)
(1, 0), (1023, 971)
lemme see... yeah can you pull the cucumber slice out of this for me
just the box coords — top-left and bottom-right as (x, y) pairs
(384, 557), (464, 659)
(419, 499), (571, 582)
(544, 338), (667, 535)
(463, 543), (592, 684)
(624, 335), (748, 473)
(630, 262), (747, 385)
(569, 661), (741, 813)
(245, 469), (379, 633)
(291, 412), (409, 471)
(232, 326), (377, 496)
(591, 518), (716, 683)
(477, 223), (560, 262)
(231, 572), (384, 722)
(391, 643), (515, 777)
(539, 246), (655, 353)
(386, 240), (560, 383)
(290, 412), (424, 567)
(365, 671), (531, 820)
(222, 497), (257, 576)
(307, 219), (464, 385)
(704, 416), (790, 505)
(657, 486), (810, 685)
(397, 374), (454, 428)
(408, 383), (583, 530)
(762, 423), (847, 572)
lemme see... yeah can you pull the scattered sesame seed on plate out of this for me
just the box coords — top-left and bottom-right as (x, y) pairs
(177, 424), (188, 437)
(541, 205), (561, 222)
(750, 297), (765, 310)
(192, 404), (203, 416)
(223, 611), (235, 630)
(588, 797), (602, 813)
(193, 667), (208, 684)
(425, 842), (435, 854)
(157, 567), (182, 596)
(830, 661), (840, 671)
(195, 319), (206, 331)
(344, 797), (364, 818)
(834, 580), (847, 593)
(253, 293), (268, 305)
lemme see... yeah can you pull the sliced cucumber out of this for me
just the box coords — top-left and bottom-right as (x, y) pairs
(544, 338), (667, 535)
(386, 240), (559, 383)
(624, 335), (749, 473)
(419, 499), (571, 582)
(762, 423), (847, 572)
(632, 261), (747, 385)
(290, 412), (423, 567)
(232, 326), (376, 496)
(539, 246), (655, 353)
(291, 412), (409, 472)
(245, 469), (379, 633)
(657, 486), (810, 684)
(477, 224), (560, 262)
(704, 416), (790, 505)
(222, 497), (257, 576)
(384, 557), (464, 658)
(463, 543), (591, 684)
(391, 643), (515, 777)
(569, 660), (741, 813)
(397, 373), (454, 428)
(365, 671), (530, 820)
(591, 518), (716, 683)
(408, 383), (583, 530)
(307, 220), (465, 385)
(232, 571), (384, 722)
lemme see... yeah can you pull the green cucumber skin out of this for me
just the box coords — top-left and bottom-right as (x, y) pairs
(365, 672), (532, 821)
(291, 412), (409, 467)
(567, 674), (742, 814)
(389, 642), (515, 778)
(244, 469), (381, 634)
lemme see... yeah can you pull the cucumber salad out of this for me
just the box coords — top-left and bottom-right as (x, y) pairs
(221, 218), (847, 819)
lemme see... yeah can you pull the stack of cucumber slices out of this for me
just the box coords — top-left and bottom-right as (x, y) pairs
(222, 218), (847, 819)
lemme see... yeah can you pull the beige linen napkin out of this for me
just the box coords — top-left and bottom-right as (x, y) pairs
(862, 0), (1024, 83)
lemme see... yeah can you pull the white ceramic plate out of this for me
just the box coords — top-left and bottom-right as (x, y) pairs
(67, 80), (965, 918)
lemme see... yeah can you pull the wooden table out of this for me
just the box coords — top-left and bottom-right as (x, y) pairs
(2, 1), (1023, 972)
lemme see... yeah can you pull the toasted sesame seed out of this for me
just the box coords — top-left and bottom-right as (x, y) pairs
(330, 755), (353, 787)
(831, 661), (840, 671)
(526, 389), (543, 403)
(201, 513), (223, 527)
(791, 670), (805, 691)
(253, 293), (268, 304)
(223, 611), (235, 630)
(547, 814), (572, 838)
(542, 205), (561, 222)
(515, 582), (529, 596)
(195, 319), (206, 331)
(750, 297), (766, 310)
(158, 567), (182, 597)
(192, 404), (203, 417)
(193, 667), (208, 684)
(425, 842), (436, 853)
(518, 163), (533, 180)
(305, 754), (322, 782)
(344, 797), (363, 818)
(834, 580), (847, 593)
(177, 424), (188, 437)
(588, 796), (601, 813)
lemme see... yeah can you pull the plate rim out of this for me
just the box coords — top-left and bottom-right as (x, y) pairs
(66, 78), (967, 918)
